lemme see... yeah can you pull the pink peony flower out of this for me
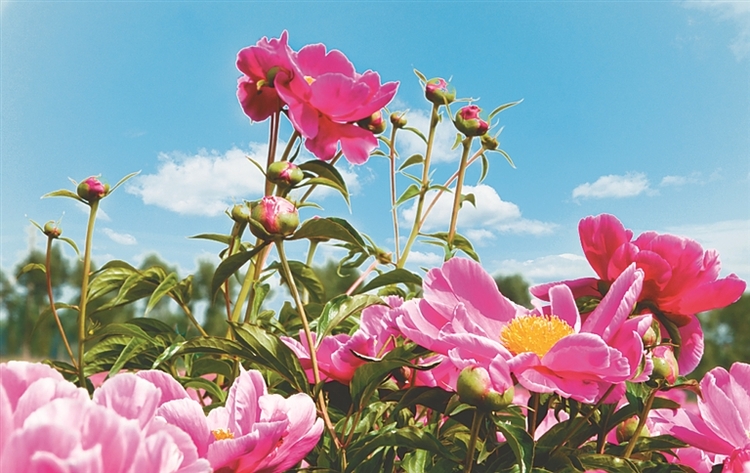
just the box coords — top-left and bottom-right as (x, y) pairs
(651, 362), (750, 473)
(274, 40), (398, 164)
(532, 214), (746, 375)
(398, 258), (652, 403)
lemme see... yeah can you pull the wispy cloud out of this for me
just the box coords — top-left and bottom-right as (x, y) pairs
(660, 172), (702, 187)
(572, 172), (651, 199)
(127, 146), (268, 217)
(491, 253), (595, 286)
(76, 201), (111, 221)
(682, 0), (750, 59)
(101, 228), (137, 245)
(400, 184), (556, 244)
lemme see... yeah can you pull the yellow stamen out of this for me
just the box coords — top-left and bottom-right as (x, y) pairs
(500, 315), (575, 358)
(212, 429), (235, 441)
(304, 76), (315, 85)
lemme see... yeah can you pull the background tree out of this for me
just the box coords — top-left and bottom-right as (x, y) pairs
(693, 294), (750, 379)
(494, 273), (533, 309)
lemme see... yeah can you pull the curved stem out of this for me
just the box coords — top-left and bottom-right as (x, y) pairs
(420, 148), (483, 230)
(623, 386), (659, 458)
(45, 237), (77, 368)
(77, 200), (99, 387)
(344, 259), (378, 296)
(447, 137), (473, 246)
(528, 392), (540, 439)
(279, 130), (301, 163)
(464, 410), (484, 473)
(177, 300), (208, 337)
(388, 126), (400, 262)
(302, 240), (320, 305)
(548, 383), (617, 458)
(397, 103), (440, 268)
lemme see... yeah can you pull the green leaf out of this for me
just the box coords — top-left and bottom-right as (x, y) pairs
(421, 232), (480, 262)
(229, 323), (310, 393)
(42, 189), (85, 203)
(487, 99), (524, 120)
(290, 217), (366, 249)
(303, 177), (350, 205)
(461, 193), (476, 208)
(493, 419), (534, 473)
(89, 322), (160, 345)
(107, 337), (149, 378)
(190, 357), (235, 379)
(109, 171), (141, 194)
(175, 337), (247, 358)
(357, 268), (423, 294)
(18, 263), (45, 277)
(151, 341), (186, 369)
(413, 68), (427, 82)
(576, 453), (639, 473)
(298, 159), (350, 205)
(314, 294), (383, 343)
(146, 272), (180, 314)
(478, 153), (489, 184)
(210, 242), (270, 298)
(399, 154), (424, 171)
(183, 377), (226, 403)
(451, 133), (462, 151)
(395, 184), (422, 207)
(58, 237), (80, 257)
(188, 233), (233, 245)
(497, 148), (516, 168)
(403, 127), (427, 144)
(378, 135), (393, 149)
(268, 260), (326, 304)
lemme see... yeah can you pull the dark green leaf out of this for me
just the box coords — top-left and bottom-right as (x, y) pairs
(399, 154), (424, 171)
(188, 233), (234, 245)
(210, 242), (270, 298)
(396, 184), (422, 207)
(299, 159), (350, 204)
(89, 323), (160, 345)
(108, 337), (149, 378)
(357, 268), (423, 294)
(183, 377), (226, 403)
(487, 99), (523, 120)
(268, 260), (326, 304)
(146, 272), (180, 314)
(461, 193), (476, 208)
(290, 217), (366, 249)
(315, 294), (383, 343)
(151, 341), (187, 369)
(494, 420), (534, 473)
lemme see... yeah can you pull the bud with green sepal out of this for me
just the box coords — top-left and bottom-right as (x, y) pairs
(249, 196), (299, 240)
(454, 105), (489, 137)
(651, 345), (679, 384)
(76, 176), (109, 203)
(43, 220), (62, 239)
(357, 110), (387, 134)
(616, 416), (651, 444)
(390, 112), (407, 129)
(457, 365), (514, 412)
(267, 161), (304, 188)
(425, 78), (455, 106)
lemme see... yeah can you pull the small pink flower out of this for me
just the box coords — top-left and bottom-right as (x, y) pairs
(531, 214), (746, 375)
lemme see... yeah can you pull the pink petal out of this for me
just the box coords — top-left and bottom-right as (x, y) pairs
(93, 373), (161, 429)
(136, 370), (191, 406)
(653, 408), (735, 455)
(296, 44), (356, 78)
(530, 277), (601, 302)
(579, 214), (633, 280)
(676, 316), (704, 375)
(0, 361), (64, 410)
(13, 377), (88, 428)
(309, 73), (371, 119)
(728, 363), (750, 432)
(225, 368), (267, 436)
(157, 399), (212, 458)
(677, 274), (746, 315)
(547, 284), (581, 332)
(582, 264), (642, 341)
(543, 333), (631, 380)
(700, 367), (749, 447)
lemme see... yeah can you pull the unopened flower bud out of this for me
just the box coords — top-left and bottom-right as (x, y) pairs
(651, 346), (679, 384)
(76, 177), (108, 202)
(230, 203), (252, 223)
(642, 326), (658, 348)
(425, 78), (455, 106)
(267, 161), (304, 188)
(357, 110), (387, 135)
(249, 196), (299, 239)
(616, 416), (650, 444)
(457, 366), (514, 412)
(480, 134), (499, 150)
(390, 112), (407, 129)
(43, 221), (62, 239)
(455, 105), (489, 137)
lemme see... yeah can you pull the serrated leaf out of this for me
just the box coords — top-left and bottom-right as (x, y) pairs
(395, 184), (422, 207)
(314, 294), (383, 343)
(290, 217), (366, 249)
(42, 189), (85, 203)
(399, 154), (424, 171)
(487, 99), (524, 120)
(210, 242), (270, 298)
(146, 272), (180, 314)
(188, 233), (234, 245)
(357, 269), (423, 294)
(403, 127), (427, 144)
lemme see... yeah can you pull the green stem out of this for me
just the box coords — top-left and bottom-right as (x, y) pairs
(177, 300), (208, 337)
(299, 151), (343, 204)
(548, 384), (617, 458)
(397, 103), (440, 268)
(77, 199), (99, 388)
(623, 386), (659, 458)
(243, 243), (272, 324)
(528, 392), (540, 439)
(45, 237), (77, 368)
(388, 126), (401, 262)
(447, 137), (474, 247)
(464, 410), (484, 473)
(344, 259), (378, 296)
(279, 130), (301, 163)
(264, 111), (281, 196)
(302, 240), (320, 305)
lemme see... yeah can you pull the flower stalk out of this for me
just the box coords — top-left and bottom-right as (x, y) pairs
(77, 199), (99, 387)
(464, 410), (484, 473)
(447, 137), (474, 246)
(44, 236), (77, 368)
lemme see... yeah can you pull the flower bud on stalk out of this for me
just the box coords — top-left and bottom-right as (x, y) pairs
(357, 110), (387, 135)
(480, 133), (499, 151)
(616, 416), (651, 444)
(390, 112), (407, 129)
(425, 78), (455, 106)
(76, 177), (109, 203)
(230, 203), (252, 223)
(651, 346), (679, 384)
(454, 105), (489, 137)
(43, 221), (62, 239)
(249, 196), (299, 239)
(457, 366), (514, 412)
(267, 161), (304, 188)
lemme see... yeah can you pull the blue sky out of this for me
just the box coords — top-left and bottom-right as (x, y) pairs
(2, 0), (748, 289)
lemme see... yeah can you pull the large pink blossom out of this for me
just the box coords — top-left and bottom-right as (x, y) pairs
(274, 41), (398, 164)
(651, 362), (750, 473)
(157, 367), (323, 473)
(397, 258), (652, 403)
(532, 214), (746, 375)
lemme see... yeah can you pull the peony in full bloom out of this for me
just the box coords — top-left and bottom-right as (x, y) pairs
(531, 214), (746, 375)
(651, 362), (750, 473)
(397, 258), (652, 403)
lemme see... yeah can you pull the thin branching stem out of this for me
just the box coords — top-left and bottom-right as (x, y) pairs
(447, 137), (474, 246)
(388, 126), (401, 261)
(44, 237), (77, 368)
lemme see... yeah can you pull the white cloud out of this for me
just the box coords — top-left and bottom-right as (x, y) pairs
(492, 253), (595, 286)
(572, 172), (651, 199)
(404, 250), (443, 267)
(76, 201), (111, 221)
(128, 147), (267, 216)
(400, 184), (556, 242)
(395, 109), (462, 164)
(682, 0), (750, 59)
(101, 228), (137, 245)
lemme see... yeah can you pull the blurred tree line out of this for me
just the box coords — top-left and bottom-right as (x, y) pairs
(1, 247), (746, 382)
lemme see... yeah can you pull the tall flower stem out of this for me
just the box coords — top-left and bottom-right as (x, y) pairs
(388, 126), (401, 262)
(177, 300), (208, 337)
(302, 240), (320, 304)
(344, 259), (379, 296)
(623, 387), (658, 459)
(77, 200), (99, 387)
(397, 103), (440, 268)
(447, 137), (474, 246)
(275, 239), (341, 448)
(264, 111), (281, 196)
(44, 237), (77, 368)
(464, 410), (484, 473)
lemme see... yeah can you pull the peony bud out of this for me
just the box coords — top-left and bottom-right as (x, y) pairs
(642, 325), (658, 348)
(76, 177), (109, 202)
(454, 105), (489, 137)
(615, 416), (650, 444)
(480, 133), (499, 151)
(249, 196), (299, 239)
(230, 203), (252, 223)
(389, 112), (408, 129)
(43, 221), (62, 239)
(425, 78), (455, 106)
(457, 366), (514, 412)
(651, 346), (679, 384)
(357, 110), (387, 135)
(267, 161), (304, 188)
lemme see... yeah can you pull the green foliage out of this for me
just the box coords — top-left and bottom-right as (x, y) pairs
(494, 273), (533, 309)
(694, 294), (750, 379)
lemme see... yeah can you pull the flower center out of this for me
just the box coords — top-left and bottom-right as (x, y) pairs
(212, 429), (235, 441)
(304, 75), (315, 85)
(500, 314), (575, 357)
